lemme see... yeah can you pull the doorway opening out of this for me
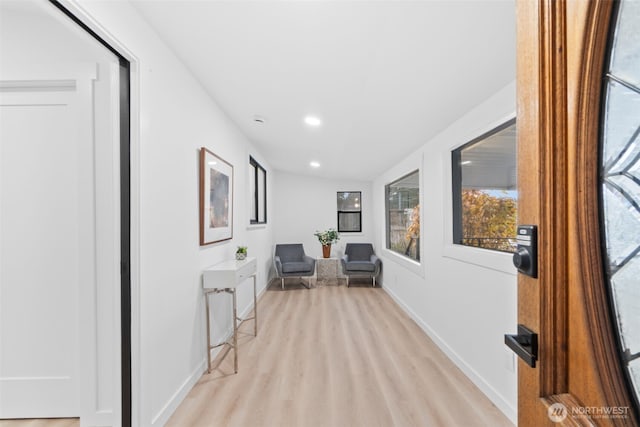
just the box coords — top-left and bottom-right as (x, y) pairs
(0, 1), (131, 425)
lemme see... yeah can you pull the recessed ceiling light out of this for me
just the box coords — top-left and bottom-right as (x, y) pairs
(304, 116), (322, 127)
(310, 161), (321, 168)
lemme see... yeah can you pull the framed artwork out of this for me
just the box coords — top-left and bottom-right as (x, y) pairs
(200, 147), (233, 245)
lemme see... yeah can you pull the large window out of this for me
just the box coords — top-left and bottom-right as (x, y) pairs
(385, 170), (420, 261)
(249, 156), (266, 224)
(452, 119), (517, 253)
(337, 191), (361, 232)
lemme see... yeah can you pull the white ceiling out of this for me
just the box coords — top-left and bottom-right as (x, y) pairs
(131, 0), (516, 181)
(461, 122), (517, 189)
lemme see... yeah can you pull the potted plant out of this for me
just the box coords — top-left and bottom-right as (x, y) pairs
(236, 246), (248, 260)
(314, 228), (339, 258)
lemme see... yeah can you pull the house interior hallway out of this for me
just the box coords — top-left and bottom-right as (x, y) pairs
(166, 283), (513, 427)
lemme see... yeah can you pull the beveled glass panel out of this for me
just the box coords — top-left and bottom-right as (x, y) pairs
(608, 174), (640, 210)
(629, 360), (640, 403)
(602, 183), (640, 267)
(610, 0), (640, 89)
(611, 255), (640, 354)
(630, 155), (640, 183)
(602, 81), (640, 171)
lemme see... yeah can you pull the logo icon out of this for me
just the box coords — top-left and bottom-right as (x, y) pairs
(548, 403), (568, 423)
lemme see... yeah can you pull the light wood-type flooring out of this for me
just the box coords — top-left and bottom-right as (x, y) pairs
(0, 283), (514, 427)
(167, 282), (514, 427)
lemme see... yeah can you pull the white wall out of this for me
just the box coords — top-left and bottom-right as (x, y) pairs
(273, 171), (374, 261)
(372, 81), (518, 423)
(65, 1), (275, 426)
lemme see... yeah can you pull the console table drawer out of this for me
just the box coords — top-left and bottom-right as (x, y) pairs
(203, 257), (257, 289)
(235, 257), (257, 283)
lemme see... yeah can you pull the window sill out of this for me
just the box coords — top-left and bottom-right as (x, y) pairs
(382, 248), (424, 278)
(247, 223), (267, 230)
(442, 243), (517, 275)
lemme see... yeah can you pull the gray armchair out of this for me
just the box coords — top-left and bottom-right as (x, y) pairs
(273, 244), (316, 289)
(341, 243), (381, 287)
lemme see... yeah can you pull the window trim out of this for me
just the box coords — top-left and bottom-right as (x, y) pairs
(249, 156), (267, 225)
(385, 169), (421, 262)
(442, 113), (517, 275)
(337, 191), (362, 233)
(451, 117), (517, 254)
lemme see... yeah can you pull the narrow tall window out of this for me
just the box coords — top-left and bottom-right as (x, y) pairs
(452, 120), (517, 253)
(385, 170), (420, 261)
(337, 191), (362, 232)
(249, 156), (266, 224)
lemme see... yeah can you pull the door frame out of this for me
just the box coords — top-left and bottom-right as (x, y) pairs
(48, 2), (139, 426)
(516, 0), (638, 424)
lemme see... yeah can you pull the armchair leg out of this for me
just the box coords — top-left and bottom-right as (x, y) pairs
(281, 278), (284, 290)
(373, 276), (376, 287)
(346, 276), (349, 287)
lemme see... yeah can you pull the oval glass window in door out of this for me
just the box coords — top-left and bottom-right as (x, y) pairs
(600, 0), (640, 410)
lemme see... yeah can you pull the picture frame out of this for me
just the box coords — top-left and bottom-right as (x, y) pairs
(200, 147), (233, 245)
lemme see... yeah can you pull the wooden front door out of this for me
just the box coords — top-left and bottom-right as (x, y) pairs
(515, 1), (639, 425)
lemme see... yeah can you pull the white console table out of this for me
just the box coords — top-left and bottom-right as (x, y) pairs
(202, 257), (257, 374)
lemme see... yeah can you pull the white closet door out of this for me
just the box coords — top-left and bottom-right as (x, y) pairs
(0, 84), (88, 417)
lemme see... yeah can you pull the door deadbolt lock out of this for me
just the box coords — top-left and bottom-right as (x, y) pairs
(513, 225), (537, 278)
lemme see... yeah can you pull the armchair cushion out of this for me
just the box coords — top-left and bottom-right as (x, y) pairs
(282, 260), (314, 274)
(344, 261), (376, 272)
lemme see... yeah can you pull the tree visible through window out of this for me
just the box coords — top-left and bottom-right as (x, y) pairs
(386, 170), (420, 261)
(461, 189), (516, 252)
(452, 120), (517, 253)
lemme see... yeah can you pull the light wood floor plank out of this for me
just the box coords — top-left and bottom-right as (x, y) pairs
(167, 284), (514, 427)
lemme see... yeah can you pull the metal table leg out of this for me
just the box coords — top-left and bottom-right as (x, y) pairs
(253, 274), (257, 337)
(205, 290), (212, 373)
(232, 288), (238, 374)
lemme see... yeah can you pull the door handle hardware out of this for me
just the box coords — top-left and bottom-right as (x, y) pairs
(505, 324), (538, 368)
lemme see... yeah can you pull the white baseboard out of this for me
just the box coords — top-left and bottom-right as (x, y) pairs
(382, 285), (517, 424)
(80, 410), (114, 427)
(151, 359), (205, 426)
(151, 283), (269, 426)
